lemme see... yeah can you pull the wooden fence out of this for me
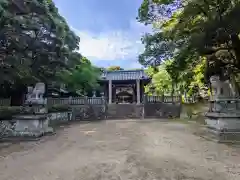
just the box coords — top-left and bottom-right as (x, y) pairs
(47, 97), (105, 106)
(48, 96), (181, 106)
(146, 95), (199, 104)
(182, 96), (198, 103)
(0, 95), (182, 107)
(146, 95), (181, 103)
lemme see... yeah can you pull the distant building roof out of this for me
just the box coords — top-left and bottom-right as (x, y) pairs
(100, 69), (150, 81)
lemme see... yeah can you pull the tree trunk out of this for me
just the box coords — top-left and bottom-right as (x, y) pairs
(171, 81), (174, 102)
(10, 85), (27, 106)
(231, 34), (240, 70)
(229, 73), (240, 96)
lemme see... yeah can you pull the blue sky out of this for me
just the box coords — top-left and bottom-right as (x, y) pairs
(53, 0), (151, 69)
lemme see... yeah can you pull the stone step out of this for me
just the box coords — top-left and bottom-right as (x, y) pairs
(197, 128), (221, 142)
(195, 127), (240, 143)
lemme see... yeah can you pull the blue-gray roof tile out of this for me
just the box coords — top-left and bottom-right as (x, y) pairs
(100, 70), (150, 81)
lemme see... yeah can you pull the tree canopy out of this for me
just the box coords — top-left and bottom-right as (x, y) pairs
(138, 0), (240, 95)
(59, 57), (100, 95)
(144, 60), (172, 95)
(0, 0), (99, 97)
(107, 66), (124, 71)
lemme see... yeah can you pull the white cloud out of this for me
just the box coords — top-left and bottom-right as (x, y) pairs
(128, 61), (143, 69)
(73, 21), (151, 61)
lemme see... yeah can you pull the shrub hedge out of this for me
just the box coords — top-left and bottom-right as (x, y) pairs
(48, 104), (71, 113)
(0, 106), (22, 120)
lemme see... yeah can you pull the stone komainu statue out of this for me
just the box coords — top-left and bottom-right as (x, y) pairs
(26, 83), (46, 105)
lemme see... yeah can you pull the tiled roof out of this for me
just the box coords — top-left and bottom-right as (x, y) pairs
(100, 70), (150, 81)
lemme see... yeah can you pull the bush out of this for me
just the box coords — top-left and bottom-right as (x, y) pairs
(0, 106), (22, 120)
(48, 104), (71, 113)
(182, 102), (207, 124)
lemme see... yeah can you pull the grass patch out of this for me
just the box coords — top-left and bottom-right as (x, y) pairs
(181, 102), (207, 125)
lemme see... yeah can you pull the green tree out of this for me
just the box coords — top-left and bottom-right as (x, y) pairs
(107, 66), (124, 71)
(0, 0), (80, 87)
(0, 0), (82, 103)
(145, 60), (172, 95)
(59, 57), (100, 95)
(137, 0), (240, 94)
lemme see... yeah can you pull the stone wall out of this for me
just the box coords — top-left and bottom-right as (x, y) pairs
(47, 96), (182, 120)
(48, 112), (73, 126)
(144, 103), (181, 119)
(72, 105), (106, 121)
(70, 103), (181, 120)
(106, 104), (144, 119)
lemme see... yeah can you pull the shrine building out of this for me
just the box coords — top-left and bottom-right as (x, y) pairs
(99, 69), (150, 104)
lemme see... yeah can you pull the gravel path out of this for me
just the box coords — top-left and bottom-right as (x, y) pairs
(0, 120), (240, 180)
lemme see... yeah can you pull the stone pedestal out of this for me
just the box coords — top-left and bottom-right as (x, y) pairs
(205, 112), (240, 142)
(13, 113), (53, 137)
(204, 99), (240, 142)
(205, 98), (240, 142)
(202, 76), (240, 142)
(1, 83), (54, 140)
(205, 112), (240, 130)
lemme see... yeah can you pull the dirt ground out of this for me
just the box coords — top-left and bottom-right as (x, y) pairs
(0, 120), (240, 180)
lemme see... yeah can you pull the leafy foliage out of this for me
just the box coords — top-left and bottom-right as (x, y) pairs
(0, 0), (99, 97)
(107, 66), (124, 71)
(59, 57), (100, 95)
(137, 0), (240, 95)
(145, 61), (172, 95)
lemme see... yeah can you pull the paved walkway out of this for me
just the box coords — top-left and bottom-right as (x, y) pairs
(0, 120), (240, 180)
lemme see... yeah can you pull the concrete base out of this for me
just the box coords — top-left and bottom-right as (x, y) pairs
(0, 112), (73, 140)
(13, 115), (53, 137)
(196, 126), (240, 143)
(204, 112), (240, 142)
(205, 112), (240, 130)
(48, 112), (72, 123)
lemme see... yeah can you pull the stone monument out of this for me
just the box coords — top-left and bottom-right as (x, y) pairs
(25, 83), (47, 106)
(204, 75), (240, 142)
(13, 83), (53, 138)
